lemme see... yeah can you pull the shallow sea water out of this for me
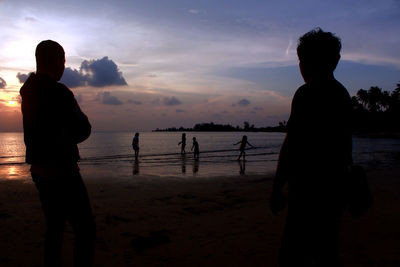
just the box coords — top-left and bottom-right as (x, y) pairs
(0, 132), (399, 180)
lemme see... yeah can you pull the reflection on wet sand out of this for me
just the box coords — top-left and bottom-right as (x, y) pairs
(238, 160), (246, 175)
(193, 159), (199, 174)
(0, 164), (30, 180)
(181, 154), (187, 174)
(133, 159), (140, 175)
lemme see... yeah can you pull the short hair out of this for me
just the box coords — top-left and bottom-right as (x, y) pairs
(297, 28), (341, 72)
(35, 40), (64, 68)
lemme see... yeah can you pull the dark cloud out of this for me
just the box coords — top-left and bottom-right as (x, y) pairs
(16, 72), (30, 83)
(237, 98), (251, 106)
(212, 113), (222, 118)
(127, 99), (143, 105)
(163, 96), (182, 106)
(81, 57), (127, 87)
(61, 68), (87, 88)
(0, 77), (6, 89)
(52, 56), (127, 88)
(101, 92), (123, 105)
(253, 107), (263, 111)
(176, 109), (185, 113)
(152, 98), (161, 105)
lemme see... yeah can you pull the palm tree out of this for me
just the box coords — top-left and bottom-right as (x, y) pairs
(379, 91), (391, 111)
(356, 89), (369, 110)
(367, 86), (383, 112)
(388, 83), (400, 114)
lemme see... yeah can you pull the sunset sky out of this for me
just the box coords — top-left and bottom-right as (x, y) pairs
(1, 0), (400, 131)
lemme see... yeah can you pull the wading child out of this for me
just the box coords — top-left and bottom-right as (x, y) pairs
(233, 135), (253, 161)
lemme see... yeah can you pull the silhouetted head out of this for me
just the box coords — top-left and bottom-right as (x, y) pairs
(182, 133), (186, 137)
(135, 132), (139, 137)
(193, 137), (196, 141)
(35, 40), (65, 81)
(242, 135), (247, 142)
(297, 28), (341, 82)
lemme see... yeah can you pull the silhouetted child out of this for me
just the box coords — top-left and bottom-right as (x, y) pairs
(191, 137), (199, 159)
(233, 135), (253, 161)
(132, 132), (139, 159)
(178, 133), (186, 155)
(270, 28), (353, 267)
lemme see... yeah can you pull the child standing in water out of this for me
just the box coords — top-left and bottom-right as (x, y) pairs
(178, 133), (186, 155)
(132, 132), (139, 159)
(234, 135), (253, 161)
(191, 137), (200, 159)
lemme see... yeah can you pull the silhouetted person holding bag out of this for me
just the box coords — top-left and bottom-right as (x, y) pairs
(270, 28), (352, 267)
(20, 40), (95, 267)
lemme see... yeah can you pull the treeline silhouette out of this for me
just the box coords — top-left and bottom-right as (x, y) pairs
(154, 82), (400, 136)
(153, 121), (287, 132)
(352, 82), (400, 134)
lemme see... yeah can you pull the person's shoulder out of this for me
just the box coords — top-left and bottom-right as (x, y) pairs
(292, 83), (310, 102)
(332, 79), (351, 100)
(53, 82), (76, 101)
(56, 82), (73, 94)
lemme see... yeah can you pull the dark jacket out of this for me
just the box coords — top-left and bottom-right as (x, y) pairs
(275, 78), (352, 202)
(20, 73), (91, 165)
(286, 78), (352, 172)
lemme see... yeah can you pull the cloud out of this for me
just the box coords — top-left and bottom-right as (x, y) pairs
(212, 113), (222, 118)
(176, 109), (185, 113)
(163, 96), (182, 106)
(81, 56), (127, 87)
(188, 9), (205, 15)
(101, 92), (123, 105)
(0, 77), (6, 89)
(237, 98), (251, 106)
(57, 57), (127, 88)
(16, 72), (30, 83)
(16, 57), (127, 88)
(61, 68), (87, 88)
(127, 99), (143, 105)
(25, 17), (37, 22)
(253, 107), (264, 111)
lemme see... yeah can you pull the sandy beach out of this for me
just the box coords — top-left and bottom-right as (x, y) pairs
(0, 166), (399, 266)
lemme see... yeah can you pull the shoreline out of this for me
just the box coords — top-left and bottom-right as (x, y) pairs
(0, 168), (399, 266)
(354, 132), (400, 139)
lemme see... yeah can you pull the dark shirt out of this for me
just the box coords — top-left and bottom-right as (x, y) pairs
(20, 73), (91, 166)
(277, 78), (352, 200)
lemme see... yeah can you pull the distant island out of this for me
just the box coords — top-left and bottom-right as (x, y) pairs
(153, 121), (287, 132)
(154, 82), (400, 137)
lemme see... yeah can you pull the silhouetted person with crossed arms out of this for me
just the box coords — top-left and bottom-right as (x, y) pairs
(270, 28), (352, 267)
(20, 40), (95, 267)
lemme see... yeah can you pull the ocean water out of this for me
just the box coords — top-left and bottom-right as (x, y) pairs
(0, 132), (399, 180)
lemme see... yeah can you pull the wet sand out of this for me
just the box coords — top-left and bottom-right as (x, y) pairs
(0, 167), (399, 266)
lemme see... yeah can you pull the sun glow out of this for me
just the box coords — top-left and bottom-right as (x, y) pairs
(8, 101), (17, 106)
